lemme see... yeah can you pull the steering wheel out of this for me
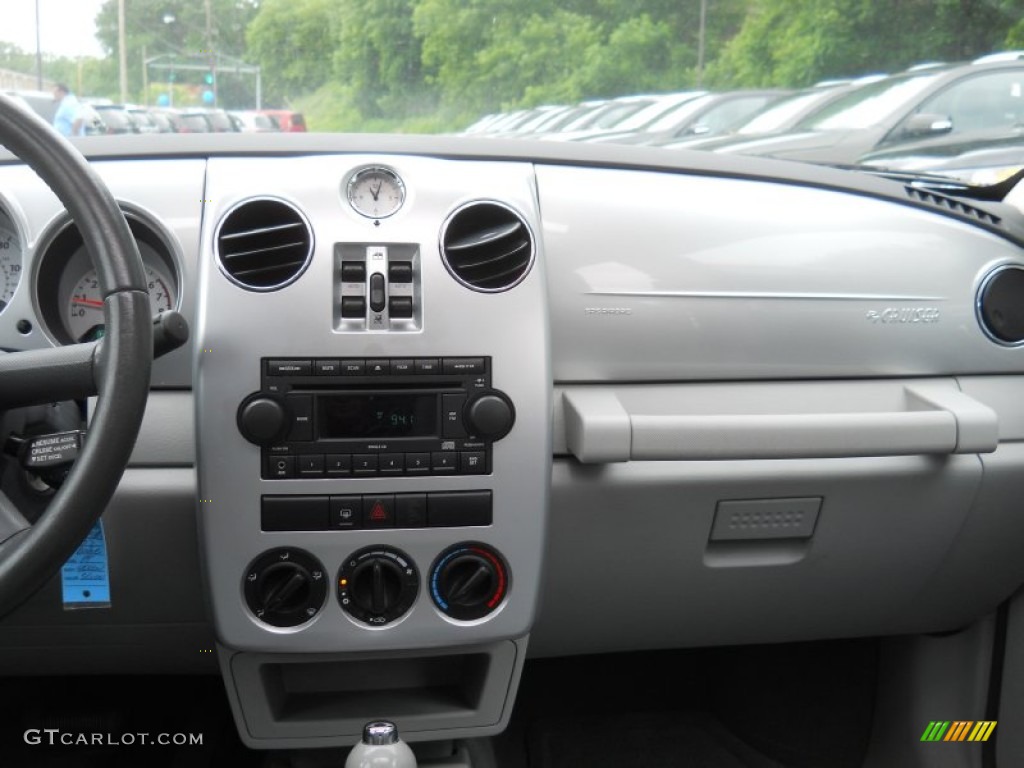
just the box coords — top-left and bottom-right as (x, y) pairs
(0, 94), (152, 617)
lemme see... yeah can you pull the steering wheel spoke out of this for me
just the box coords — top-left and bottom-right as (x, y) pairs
(0, 489), (30, 547)
(0, 342), (98, 410)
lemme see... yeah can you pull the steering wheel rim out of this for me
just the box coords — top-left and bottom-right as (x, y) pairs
(0, 94), (152, 616)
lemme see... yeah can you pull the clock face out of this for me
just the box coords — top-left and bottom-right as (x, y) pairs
(346, 167), (406, 219)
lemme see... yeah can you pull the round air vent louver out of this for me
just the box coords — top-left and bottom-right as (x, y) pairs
(216, 198), (313, 291)
(978, 264), (1024, 345)
(440, 201), (534, 292)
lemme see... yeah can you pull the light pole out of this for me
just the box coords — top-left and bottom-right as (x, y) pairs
(34, 0), (42, 89)
(696, 0), (708, 87)
(118, 0), (127, 103)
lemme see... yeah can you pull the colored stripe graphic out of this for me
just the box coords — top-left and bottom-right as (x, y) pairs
(945, 722), (971, 741)
(920, 721), (996, 742)
(921, 722), (950, 741)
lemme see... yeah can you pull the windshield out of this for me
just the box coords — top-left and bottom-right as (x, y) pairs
(2, 1), (1024, 179)
(796, 73), (944, 131)
(737, 89), (838, 134)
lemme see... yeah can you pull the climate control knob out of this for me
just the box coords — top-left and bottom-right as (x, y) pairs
(237, 395), (288, 446)
(338, 546), (419, 625)
(464, 392), (515, 440)
(430, 542), (509, 621)
(244, 548), (327, 627)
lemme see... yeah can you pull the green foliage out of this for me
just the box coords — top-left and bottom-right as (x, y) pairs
(709, 0), (1024, 88)
(246, 0), (336, 105)
(334, 0), (433, 118)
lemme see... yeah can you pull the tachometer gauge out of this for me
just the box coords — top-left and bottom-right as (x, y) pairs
(346, 166), (406, 219)
(66, 264), (175, 343)
(0, 217), (23, 313)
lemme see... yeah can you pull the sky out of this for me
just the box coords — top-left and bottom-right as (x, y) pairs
(2, 0), (107, 58)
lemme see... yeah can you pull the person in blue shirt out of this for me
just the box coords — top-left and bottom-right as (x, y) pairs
(52, 83), (84, 137)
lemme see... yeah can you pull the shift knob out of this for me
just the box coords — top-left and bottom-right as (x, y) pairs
(345, 721), (417, 768)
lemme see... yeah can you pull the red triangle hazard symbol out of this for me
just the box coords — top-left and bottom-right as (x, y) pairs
(370, 501), (387, 521)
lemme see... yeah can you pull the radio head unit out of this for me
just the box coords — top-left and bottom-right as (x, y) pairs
(236, 356), (515, 480)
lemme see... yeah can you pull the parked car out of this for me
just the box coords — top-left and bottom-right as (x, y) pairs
(584, 90), (790, 145)
(259, 109), (307, 132)
(91, 104), (139, 134)
(860, 131), (1024, 184)
(716, 58), (1024, 164)
(229, 110), (281, 133)
(177, 111), (214, 132)
(661, 78), (886, 151)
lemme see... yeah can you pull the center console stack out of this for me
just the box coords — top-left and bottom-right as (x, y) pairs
(193, 156), (550, 749)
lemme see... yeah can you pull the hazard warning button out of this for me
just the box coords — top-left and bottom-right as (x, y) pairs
(362, 495), (396, 528)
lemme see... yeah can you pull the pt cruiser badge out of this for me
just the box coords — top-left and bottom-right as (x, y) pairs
(866, 307), (941, 324)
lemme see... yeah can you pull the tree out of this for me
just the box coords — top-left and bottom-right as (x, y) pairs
(334, 0), (433, 119)
(246, 0), (337, 105)
(709, 0), (1024, 88)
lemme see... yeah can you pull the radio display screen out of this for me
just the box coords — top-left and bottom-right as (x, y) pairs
(317, 394), (437, 438)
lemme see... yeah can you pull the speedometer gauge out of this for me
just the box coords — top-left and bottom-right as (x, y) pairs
(65, 263), (175, 343)
(0, 217), (23, 313)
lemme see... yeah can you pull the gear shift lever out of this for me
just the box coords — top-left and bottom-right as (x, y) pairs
(345, 721), (417, 768)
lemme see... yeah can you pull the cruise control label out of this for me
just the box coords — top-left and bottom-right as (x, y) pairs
(26, 431), (81, 467)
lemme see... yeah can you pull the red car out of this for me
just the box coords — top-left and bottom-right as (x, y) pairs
(259, 109), (307, 132)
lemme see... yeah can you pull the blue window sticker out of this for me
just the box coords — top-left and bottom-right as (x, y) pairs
(61, 520), (111, 608)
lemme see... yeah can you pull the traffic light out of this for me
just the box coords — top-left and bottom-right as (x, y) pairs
(204, 72), (214, 85)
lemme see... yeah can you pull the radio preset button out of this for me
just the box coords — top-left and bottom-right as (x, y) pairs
(380, 453), (405, 474)
(298, 454), (325, 476)
(405, 453), (430, 473)
(268, 359), (312, 376)
(363, 495), (396, 528)
(415, 358), (440, 374)
(353, 454), (379, 474)
(431, 452), (457, 473)
(325, 454), (352, 475)
(329, 495), (361, 530)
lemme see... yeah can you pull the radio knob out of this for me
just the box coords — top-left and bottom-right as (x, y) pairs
(464, 392), (515, 440)
(237, 396), (288, 446)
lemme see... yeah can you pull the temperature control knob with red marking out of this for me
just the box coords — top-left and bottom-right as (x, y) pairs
(430, 542), (509, 621)
(338, 546), (419, 625)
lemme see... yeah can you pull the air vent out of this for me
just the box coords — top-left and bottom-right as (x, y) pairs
(216, 198), (313, 290)
(905, 185), (1002, 226)
(441, 201), (534, 292)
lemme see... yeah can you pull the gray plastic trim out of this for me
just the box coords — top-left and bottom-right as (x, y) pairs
(561, 380), (997, 462)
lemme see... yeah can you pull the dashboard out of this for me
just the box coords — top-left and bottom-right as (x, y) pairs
(2, 134), (1024, 751)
